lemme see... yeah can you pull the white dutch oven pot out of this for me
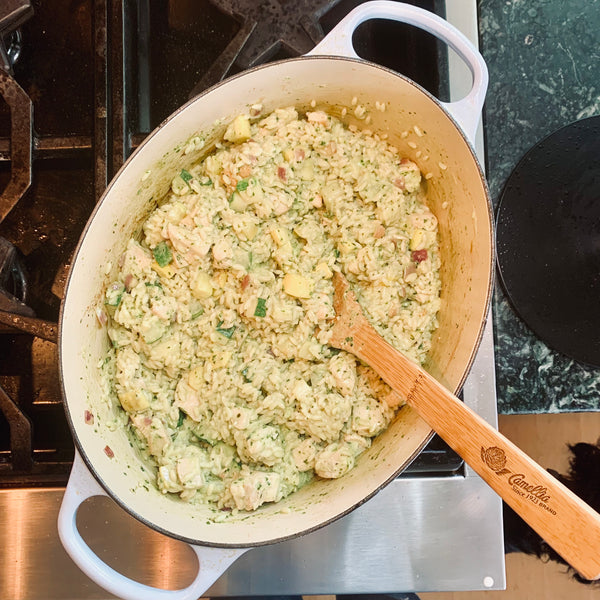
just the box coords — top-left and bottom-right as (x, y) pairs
(58, 3), (492, 599)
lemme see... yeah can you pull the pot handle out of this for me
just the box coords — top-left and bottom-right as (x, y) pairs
(58, 451), (248, 600)
(307, 0), (488, 144)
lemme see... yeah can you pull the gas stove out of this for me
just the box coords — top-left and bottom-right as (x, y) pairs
(0, 1), (505, 597)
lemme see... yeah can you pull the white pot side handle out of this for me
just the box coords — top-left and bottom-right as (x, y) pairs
(308, 0), (488, 144)
(58, 452), (248, 600)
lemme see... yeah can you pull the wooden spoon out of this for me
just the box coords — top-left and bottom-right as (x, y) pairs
(330, 272), (600, 581)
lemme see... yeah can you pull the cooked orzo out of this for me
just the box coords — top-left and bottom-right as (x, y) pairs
(100, 106), (441, 512)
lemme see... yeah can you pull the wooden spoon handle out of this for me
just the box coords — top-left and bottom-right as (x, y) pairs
(339, 318), (600, 581)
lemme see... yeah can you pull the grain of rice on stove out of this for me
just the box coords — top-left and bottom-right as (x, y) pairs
(100, 106), (441, 512)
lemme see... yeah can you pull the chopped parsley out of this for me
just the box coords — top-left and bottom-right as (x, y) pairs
(216, 320), (236, 338)
(180, 169), (193, 183)
(104, 282), (124, 306)
(254, 297), (267, 317)
(177, 409), (185, 428)
(153, 241), (172, 267)
(236, 178), (249, 192)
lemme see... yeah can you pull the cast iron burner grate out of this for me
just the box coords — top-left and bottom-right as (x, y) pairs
(206, 0), (338, 68)
(0, 0), (461, 486)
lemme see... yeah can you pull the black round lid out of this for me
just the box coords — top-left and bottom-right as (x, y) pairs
(496, 115), (600, 367)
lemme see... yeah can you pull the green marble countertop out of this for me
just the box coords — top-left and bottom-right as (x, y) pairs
(478, 0), (600, 413)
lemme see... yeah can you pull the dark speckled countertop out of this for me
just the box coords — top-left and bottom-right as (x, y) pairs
(478, 0), (600, 413)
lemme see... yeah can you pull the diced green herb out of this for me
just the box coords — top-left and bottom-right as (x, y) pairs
(216, 321), (236, 338)
(217, 325), (236, 338)
(236, 178), (249, 192)
(200, 177), (213, 186)
(241, 367), (251, 382)
(105, 293), (122, 307)
(153, 241), (173, 267)
(105, 281), (125, 306)
(191, 307), (204, 319)
(254, 297), (267, 317)
(180, 169), (193, 183)
(177, 409), (185, 428)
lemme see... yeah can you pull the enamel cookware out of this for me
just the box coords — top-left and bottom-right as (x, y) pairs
(58, 3), (492, 598)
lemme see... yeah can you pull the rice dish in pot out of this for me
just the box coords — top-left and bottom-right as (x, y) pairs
(99, 106), (441, 512)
